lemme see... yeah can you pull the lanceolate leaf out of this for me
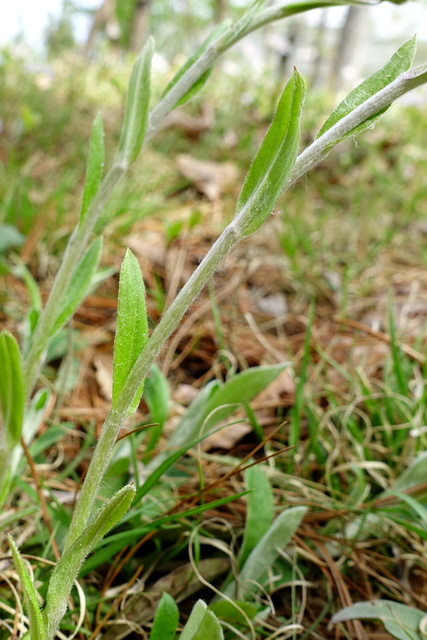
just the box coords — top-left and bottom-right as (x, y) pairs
(144, 363), (170, 452)
(112, 249), (148, 414)
(331, 601), (425, 640)
(389, 451), (427, 493)
(149, 592), (179, 640)
(162, 21), (231, 108)
(117, 37), (153, 167)
(0, 331), (25, 448)
(44, 485), (135, 638)
(316, 36), (416, 141)
(224, 506), (306, 599)
(52, 236), (103, 335)
(163, 364), (289, 456)
(179, 600), (223, 640)
(8, 535), (46, 640)
(239, 465), (274, 567)
(234, 68), (305, 238)
(80, 113), (105, 226)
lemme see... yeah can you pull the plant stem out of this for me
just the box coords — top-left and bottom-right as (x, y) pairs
(63, 225), (238, 548)
(24, 165), (126, 394)
(24, 2), (381, 394)
(64, 62), (427, 547)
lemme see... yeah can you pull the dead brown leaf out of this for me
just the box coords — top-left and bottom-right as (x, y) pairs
(176, 153), (239, 201)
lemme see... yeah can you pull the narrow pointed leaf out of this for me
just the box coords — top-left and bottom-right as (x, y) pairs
(162, 21), (230, 108)
(171, 364), (289, 455)
(238, 465), (274, 567)
(80, 113), (105, 225)
(389, 451), (427, 493)
(44, 484), (135, 637)
(316, 36), (416, 141)
(149, 592), (179, 640)
(52, 236), (103, 335)
(8, 535), (46, 640)
(0, 331), (25, 447)
(112, 249), (148, 414)
(224, 506), (306, 599)
(203, 363), (290, 431)
(331, 601), (425, 640)
(144, 363), (170, 452)
(179, 600), (223, 640)
(117, 37), (153, 166)
(234, 68), (305, 238)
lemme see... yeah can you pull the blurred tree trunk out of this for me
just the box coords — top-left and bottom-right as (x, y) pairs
(130, 0), (152, 52)
(213, 0), (227, 22)
(278, 19), (302, 79)
(84, 0), (119, 55)
(309, 10), (328, 90)
(331, 5), (371, 92)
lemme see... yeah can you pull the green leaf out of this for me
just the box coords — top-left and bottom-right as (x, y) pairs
(149, 592), (179, 640)
(223, 506), (306, 600)
(0, 224), (24, 254)
(151, 380), (219, 465)
(179, 600), (223, 640)
(156, 365), (288, 467)
(22, 388), (51, 444)
(0, 331), (25, 448)
(203, 363), (290, 431)
(44, 484), (135, 637)
(144, 363), (170, 452)
(80, 113), (105, 226)
(210, 600), (258, 627)
(331, 601), (425, 640)
(8, 535), (46, 640)
(316, 36), (416, 141)
(117, 37), (153, 166)
(234, 68), (305, 238)
(390, 452), (427, 493)
(238, 465), (274, 567)
(52, 236), (103, 335)
(388, 492), (427, 529)
(162, 21), (230, 108)
(112, 249), (149, 414)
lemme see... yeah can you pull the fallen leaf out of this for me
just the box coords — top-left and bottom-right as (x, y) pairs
(93, 353), (113, 401)
(177, 153), (239, 201)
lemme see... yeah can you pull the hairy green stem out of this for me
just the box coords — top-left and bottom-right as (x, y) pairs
(24, 0), (392, 395)
(24, 165), (126, 393)
(64, 62), (427, 549)
(63, 226), (238, 548)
